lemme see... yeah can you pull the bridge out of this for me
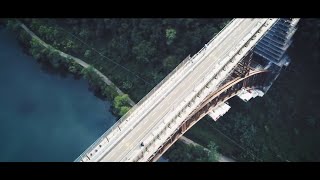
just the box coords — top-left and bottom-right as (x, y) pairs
(75, 18), (299, 162)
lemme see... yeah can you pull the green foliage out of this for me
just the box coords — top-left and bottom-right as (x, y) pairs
(162, 55), (177, 71)
(164, 141), (205, 162)
(165, 28), (176, 45)
(132, 40), (156, 64)
(207, 141), (219, 162)
(164, 141), (219, 162)
(30, 19), (41, 30)
(64, 39), (77, 51)
(16, 18), (320, 162)
(150, 71), (164, 84)
(121, 80), (133, 91)
(30, 38), (41, 47)
(68, 60), (83, 74)
(81, 66), (94, 79)
(17, 30), (31, 44)
(12, 21), (123, 112)
(79, 29), (89, 40)
(29, 38), (43, 60)
(80, 65), (101, 85)
(206, 20), (320, 161)
(6, 19), (19, 31)
(119, 106), (131, 116)
(112, 94), (132, 117)
(84, 49), (92, 59)
(102, 85), (118, 100)
(19, 18), (229, 102)
(113, 94), (131, 110)
(81, 66), (105, 88)
(16, 19), (246, 161)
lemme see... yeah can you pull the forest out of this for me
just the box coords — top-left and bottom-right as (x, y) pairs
(164, 141), (219, 162)
(184, 19), (320, 162)
(5, 18), (320, 162)
(16, 18), (230, 102)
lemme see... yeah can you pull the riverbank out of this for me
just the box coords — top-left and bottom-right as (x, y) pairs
(5, 18), (249, 162)
(0, 27), (117, 161)
(6, 19), (134, 118)
(16, 22), (236, 161)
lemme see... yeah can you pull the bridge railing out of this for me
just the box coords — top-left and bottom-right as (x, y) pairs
(191, 18), (235, 60)
(75, 18), (236, 162)
(75, 54), (196, 162)
(128, 19), (247, 161)
(134, 19), (278, 161)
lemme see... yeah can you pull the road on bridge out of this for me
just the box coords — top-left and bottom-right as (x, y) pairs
(91, 19), (267, 161)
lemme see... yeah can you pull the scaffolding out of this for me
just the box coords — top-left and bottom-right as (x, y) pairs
(253, 18), (300, 67)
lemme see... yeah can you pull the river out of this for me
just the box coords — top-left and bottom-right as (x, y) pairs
(0, 27), (117, 162)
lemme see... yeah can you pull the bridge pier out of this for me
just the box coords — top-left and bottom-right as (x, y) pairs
(149, 70), (270, 162)
(76, 18), (299, 162)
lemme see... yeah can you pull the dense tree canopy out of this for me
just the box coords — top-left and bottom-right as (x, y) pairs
(8, 18), (320, 162)
(164, 141), (219, 162)
(112, 94), (131, 117)
(185, 19), (320, 162)
(19, 18), (230, 102)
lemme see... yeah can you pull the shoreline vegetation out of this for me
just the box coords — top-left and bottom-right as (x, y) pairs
(6, 19), (133, 118)
(5, 18), (233, 162)
(4, 18), (247, 162)
(6, 18), (319, 162)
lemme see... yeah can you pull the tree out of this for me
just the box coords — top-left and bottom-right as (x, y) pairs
(162, 55), (177, 71)
(95, 21), (105, 37)
(150, 71), (164, 84)
(65, 39), (76, 51)
(68, 64), (78, 74)
(207, 141), (219, 162)
(164, 142), (187, 162)
(132, 40), (156, 64)
(112, 94), (132, 117)
(113, 94), (131, 110)
(164, 141), (215, 162)
(6, 19), (19, 31)
(81, 65), (96, 82)
(119, 106), (131, 116)
(205, 26), (219, 38)
(49, 50), (62, 68)
(165, 28), (176, 45)
(122, 80), (133, 90)
(190, 145), (209, 162)
(38, 25), (50, 37)
(68, 60), (82, 74)
(29, 38), (43, 60)
(84, 49), (92, 59)
(30, 19), (41, 30)
(102, 85), (118, 100)
(79, 29), (89, 40)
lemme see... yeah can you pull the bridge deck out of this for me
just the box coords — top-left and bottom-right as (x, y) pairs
(88, 19), (268, 161)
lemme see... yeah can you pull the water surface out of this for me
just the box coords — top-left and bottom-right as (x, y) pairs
(0, 28), (116, 162)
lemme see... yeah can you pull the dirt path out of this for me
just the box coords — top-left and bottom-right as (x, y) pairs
(19, 22), (235, 162)
(19, 22), (135, 107)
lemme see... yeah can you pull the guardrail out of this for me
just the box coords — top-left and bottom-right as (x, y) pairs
(74, 54), (193, 161)
(134, 19), (278, 162)
(74, 18), (236, 162)
(192, 19), (236, 58)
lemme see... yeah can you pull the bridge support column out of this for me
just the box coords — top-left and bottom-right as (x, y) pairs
(149, 70), (270, 162)
(181, 123), (187, 133)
